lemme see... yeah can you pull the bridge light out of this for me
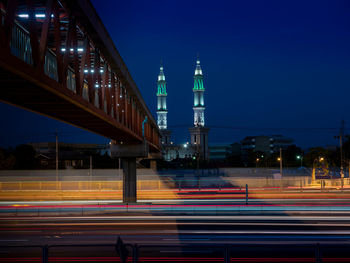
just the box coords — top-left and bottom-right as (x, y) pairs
(77, 48), (84, 52)
(108, 84), (111, 88)
(90, 69), (94, 73)
(100, 69), (104, 73)
(84, 69), (88, 73)
(95, 84), (99, 88)
(70, 48), (74, 52)
(18, 14), (29, 18)
(35, 14), (45, 18)
(61, 48), (66, 52)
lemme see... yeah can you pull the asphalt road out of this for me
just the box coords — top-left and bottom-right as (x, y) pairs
(1, 201), (350, 262)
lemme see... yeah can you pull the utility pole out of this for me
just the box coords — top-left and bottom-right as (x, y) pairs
(279, 148), (283, 177)
(55, 129), (58, 182)
(340, 120), (345, 178)
(119, 157), (121, 180)
(89, 155), (92, 178)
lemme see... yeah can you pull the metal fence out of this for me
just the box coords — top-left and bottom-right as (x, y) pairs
(1, 178), (350, 192)
(0, 242), (339, 263)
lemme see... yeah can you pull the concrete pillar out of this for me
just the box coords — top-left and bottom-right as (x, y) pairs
(122, 157), (137, 203)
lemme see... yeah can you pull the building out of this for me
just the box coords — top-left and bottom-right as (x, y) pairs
(156, 57), (210, 162)
(209, 143), (232, 160)
(241, 135), (293, 155)
(29, 142), (107, 169)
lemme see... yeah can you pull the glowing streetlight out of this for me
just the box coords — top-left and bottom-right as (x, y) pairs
(296, 154), (303, 168)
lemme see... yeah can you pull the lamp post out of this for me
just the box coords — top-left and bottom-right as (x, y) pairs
(278, 148), (283, 177)
(55, 129), (58, 183)
(296, 155), (303, 168)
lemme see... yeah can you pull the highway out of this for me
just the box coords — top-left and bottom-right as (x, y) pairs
(1, 200), (350, 262)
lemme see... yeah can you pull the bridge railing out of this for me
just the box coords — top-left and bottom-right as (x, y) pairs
(10, 20), (32, 65)
(0, 0), (160, 150)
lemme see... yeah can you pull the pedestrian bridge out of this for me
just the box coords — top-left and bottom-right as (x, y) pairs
(0, 0), (161, 202)
(0, 0), (160, 152)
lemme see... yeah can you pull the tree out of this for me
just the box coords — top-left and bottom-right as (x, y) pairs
(14, 144), (37, 169)
(0, 148), (15, 170)
(304, 147), (331, 167)
(283, 145), (303, 167)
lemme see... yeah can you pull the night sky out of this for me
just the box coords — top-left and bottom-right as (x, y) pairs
(0, 0), (349, 149)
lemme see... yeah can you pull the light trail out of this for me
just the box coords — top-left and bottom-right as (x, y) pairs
(0, 257), (350, 262)
(3, 198), (350, 205)
(4, 215), (350, 221)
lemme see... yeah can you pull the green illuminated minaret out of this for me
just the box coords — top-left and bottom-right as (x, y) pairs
(193, 58), (205, 126)
(156, 63), (172, 146)
(156, 64), (167, 130)
(189, 57), (209, 160)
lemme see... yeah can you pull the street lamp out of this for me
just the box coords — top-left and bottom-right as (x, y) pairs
(278, 148), (283, 177)
(296, 155), (303, 168)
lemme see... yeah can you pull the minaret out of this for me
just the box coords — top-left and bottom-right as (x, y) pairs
(189, 57), (210, 160)
(156, 63), (171, 145)
(193, 58), (205, 126)
(157, 64), (167, 129)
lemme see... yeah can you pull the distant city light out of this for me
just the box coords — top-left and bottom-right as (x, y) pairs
(183, 144), (188, 148)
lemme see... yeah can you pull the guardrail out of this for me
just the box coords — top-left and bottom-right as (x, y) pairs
(0, 178), (349, 191)
(0, 241), (340, 263)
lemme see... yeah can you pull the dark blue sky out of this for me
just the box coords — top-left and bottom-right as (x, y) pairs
(0, 0), (349, 149)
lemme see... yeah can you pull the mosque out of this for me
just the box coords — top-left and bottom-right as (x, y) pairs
(156, 58), (209, 161)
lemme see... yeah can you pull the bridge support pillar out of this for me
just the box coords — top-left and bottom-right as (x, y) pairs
(111, 141), (149, 204)
(122, 157), (137, 203)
